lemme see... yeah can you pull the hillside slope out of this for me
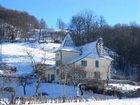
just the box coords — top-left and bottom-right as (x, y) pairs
(0, 42), (60, 74)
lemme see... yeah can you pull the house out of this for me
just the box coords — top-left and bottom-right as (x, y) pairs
(35, 28), (66, 43)
(55, 34), (113, 81)
(44, 34), (113, 83)
(35, 64), (56, 82)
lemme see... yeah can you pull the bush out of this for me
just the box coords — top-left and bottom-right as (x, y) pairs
(54, 40), (60, 43)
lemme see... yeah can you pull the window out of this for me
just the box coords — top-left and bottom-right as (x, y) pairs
(56, 69), (59, 74)
(57, 53), (59, 57)
(48, 74), (50, 81)
(56, 61), (61, 66)
(94, 72), (100, 79)
(95, 60), (99, 68)
(51, 74), (55, 81)
(81, 60), (87, 67)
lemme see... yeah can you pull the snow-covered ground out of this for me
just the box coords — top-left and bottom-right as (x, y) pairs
(9, 82), (116, 99)
(0, 41), (140, 105)
(28, 98), (140, 105)
(16, 83), (76, 98)
(1, 97), (140, 105)
(0, 42), (60, 74)
(109, 83), (140, 92)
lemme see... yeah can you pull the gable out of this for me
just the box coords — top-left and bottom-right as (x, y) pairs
(61, 34), (74, 47)
(56, 34), (80, 53)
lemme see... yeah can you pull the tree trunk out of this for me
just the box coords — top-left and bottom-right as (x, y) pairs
(23, 85), (26, 95)
(35, 78), (41, 95)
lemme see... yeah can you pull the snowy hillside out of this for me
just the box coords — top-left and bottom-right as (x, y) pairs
(0, 42), (60, 74)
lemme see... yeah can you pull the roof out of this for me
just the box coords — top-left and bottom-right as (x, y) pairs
(57, 34), (113, 64)
(66, 52), (91, 64)
(79, 41), (98, 58)
(66, 42), (99, 64)
(56, 34), (80, 53)
(58, 47), (80, 53)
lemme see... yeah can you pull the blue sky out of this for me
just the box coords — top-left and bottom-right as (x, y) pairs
(0, 0), (139, 28)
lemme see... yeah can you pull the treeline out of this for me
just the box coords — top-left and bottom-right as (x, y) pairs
(102, 23), (140, 73)
(68, 11), (140, 80)
(0, 6), (43, 41)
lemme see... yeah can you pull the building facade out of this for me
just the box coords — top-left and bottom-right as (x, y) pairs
(55, 34), (113, 81)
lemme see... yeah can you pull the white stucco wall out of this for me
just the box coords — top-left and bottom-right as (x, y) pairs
(75, 57), (112, 80)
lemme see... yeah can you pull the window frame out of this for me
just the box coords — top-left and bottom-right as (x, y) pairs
(94, 72), (100, 79)
(95, 60), (99, 68)
(81, 60), (87, 67)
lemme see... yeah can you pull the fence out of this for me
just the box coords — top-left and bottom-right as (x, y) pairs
(5, 95), (116, 105)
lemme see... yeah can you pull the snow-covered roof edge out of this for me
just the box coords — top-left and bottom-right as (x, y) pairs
(66, 40), (113, 64)
(56, 33), (80, 53)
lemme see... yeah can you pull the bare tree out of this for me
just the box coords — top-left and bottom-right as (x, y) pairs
(23, 47), (49, 95)
(56, 18), (66, 30)
(17, 74), (34, 95)
(0, 74), (16, 101)
(69, 65), (86, 86)
(34, 64), (47, 95)
(58, 64), (86, 99)
(59, 64), (86, 85)
(59, 64), (70, 84)
(38, 19), (47, 41)
(69, 10), (100, 46)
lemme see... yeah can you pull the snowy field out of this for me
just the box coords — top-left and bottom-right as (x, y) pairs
(0, 41), (140, 105)
(0, 42), (60, 74)
(16, 83), (76, 98)
(15, 83), (119, 99)
(3, 82), (140, 105)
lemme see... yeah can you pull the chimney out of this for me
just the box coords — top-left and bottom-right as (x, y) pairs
(96, 37), (104, 57)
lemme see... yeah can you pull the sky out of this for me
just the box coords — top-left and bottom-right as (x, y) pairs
(0, 0), (139, 28)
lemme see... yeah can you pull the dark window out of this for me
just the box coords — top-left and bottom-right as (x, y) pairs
(56, 61), (61, 66)
(56, 69), (59, 74)
(48, 74), (50, 81)
(94, 72), (100, 79)
(57, 53), (59, 57)
(81, 60), (87, 67)
(95, 60), (99, 68)
(51, 74), (55, 81)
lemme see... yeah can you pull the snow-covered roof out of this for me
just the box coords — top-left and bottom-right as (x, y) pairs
(103, 56), (113, 60)
(57, 34), (113, 64)
(56, 34), (80, 53)
(66, 42), (99, 64)
(79, 41), (98, 58)
(66, 52), (91, 64)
